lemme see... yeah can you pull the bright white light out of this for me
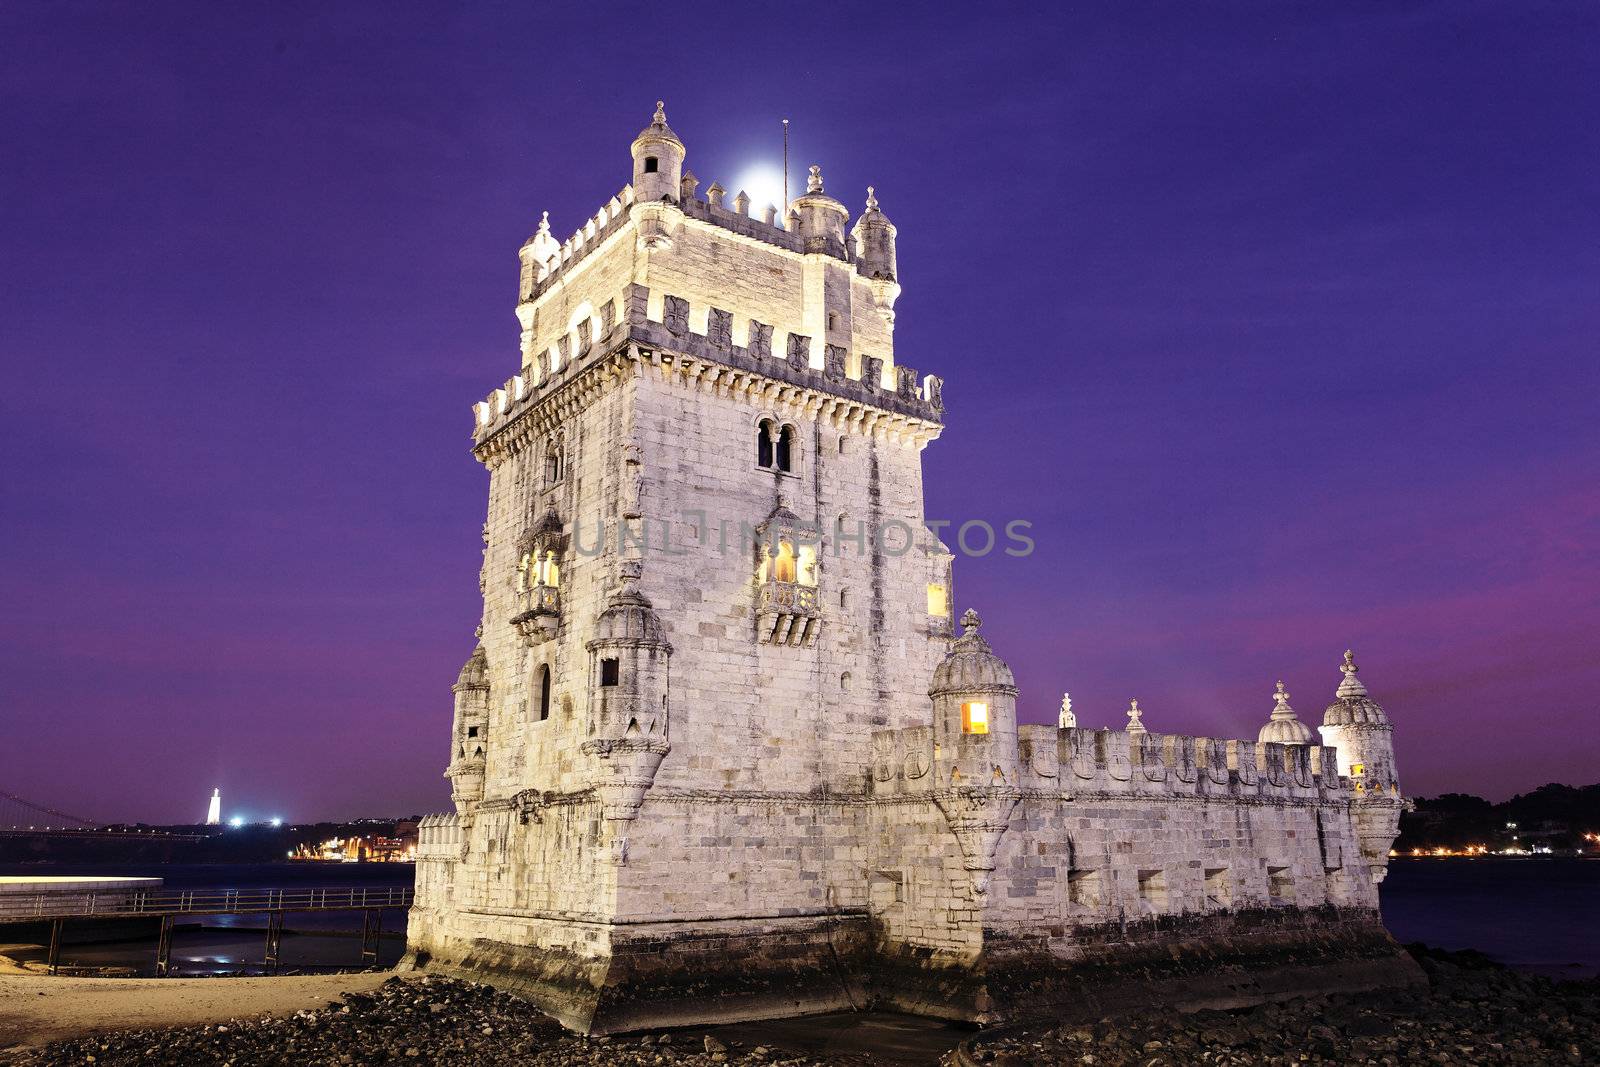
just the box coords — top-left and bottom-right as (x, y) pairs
(228, 817), (244, 828)
(730, 165), (787, 221)
(269, 818), (283, 828)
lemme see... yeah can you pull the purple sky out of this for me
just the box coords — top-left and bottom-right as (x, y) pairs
(3, 3), (1596, 823)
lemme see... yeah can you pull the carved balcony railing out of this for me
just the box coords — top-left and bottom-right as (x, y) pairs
(511, 584), (560, 643)
(756, 580), (820, 647)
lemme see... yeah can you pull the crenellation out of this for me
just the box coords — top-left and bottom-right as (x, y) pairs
(411, 103), (1418, 1036)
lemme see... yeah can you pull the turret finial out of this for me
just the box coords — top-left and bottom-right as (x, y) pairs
(1271, 680), (1295, 719)
(1058, 692), (1076, 729)
(1126, 698), (1147, 735)
(653, 100), (666, 125)
(960, 608), (981, 634)
(807, 164), (824, 194)
(865, 186), (879, 212)
(1336, 649), (1369, 698)
(537, 211), (551, 235)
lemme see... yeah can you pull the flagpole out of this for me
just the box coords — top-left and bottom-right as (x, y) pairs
(782, 118), (790, 225)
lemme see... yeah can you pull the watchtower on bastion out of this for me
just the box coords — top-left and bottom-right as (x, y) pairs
(406, 104), (1421, 1033)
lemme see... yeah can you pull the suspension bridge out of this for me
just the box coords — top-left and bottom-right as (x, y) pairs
(0, 789), (203, 841)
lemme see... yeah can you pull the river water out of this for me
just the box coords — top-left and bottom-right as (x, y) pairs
(2, 857), (1595, 978)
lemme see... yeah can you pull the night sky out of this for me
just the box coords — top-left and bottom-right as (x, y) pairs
(3, 3), (1596, 823)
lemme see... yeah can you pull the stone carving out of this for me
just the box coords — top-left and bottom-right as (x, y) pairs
(747, 321), (772, 359)
(707, 307), (732, 348)
(824, 343), (847, 380)
(861, 355), (882, 392)
(897, 365), (918, 399)
(925, 374), (944, 411)
(622, 443), (644, 519)
(663, 295), (689, 336)
(786, 332), (810, 371)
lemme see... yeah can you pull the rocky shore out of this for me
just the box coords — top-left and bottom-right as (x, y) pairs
(959, 946), (1599, 1066)
(9, 946), (1598, 1065)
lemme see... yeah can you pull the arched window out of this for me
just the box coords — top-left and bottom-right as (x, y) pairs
(841, 671), (852, 691)
(776, 425), (794, 473)
(756, 419), (774, 468)
(772, 540), (797, 583)
(538, 665), (551, 721)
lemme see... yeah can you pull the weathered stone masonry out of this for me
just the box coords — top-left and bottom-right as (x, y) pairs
(405, 104), (1420, 1033)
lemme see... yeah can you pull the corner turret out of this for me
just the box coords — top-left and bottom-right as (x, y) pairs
(445, 644), (490, 811)
(850, 186), (901, 320)
(1318, 650), (1405, 884)
(929, 609), (1021, 895)
(631, 101), (684, 204)
(581, 560), (673, 833)
(789, 165), (850, 256)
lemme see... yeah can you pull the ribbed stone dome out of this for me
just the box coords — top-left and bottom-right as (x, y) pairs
(589, 563), (671, 649)
(1259, 681), (1315, 745)
(632, 101), (683, 149)
(1322, 650), (1390, 727)
(454, 645), (489, 690)
(930, 610), (1016, 696)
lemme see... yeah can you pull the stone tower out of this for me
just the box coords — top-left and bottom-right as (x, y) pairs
(408, 103), (950, 1032)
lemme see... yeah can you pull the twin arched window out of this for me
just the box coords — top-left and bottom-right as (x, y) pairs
(756, 419), (795, 474)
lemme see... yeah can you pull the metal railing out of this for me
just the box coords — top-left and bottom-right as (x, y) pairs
(0, 885), (413, 921)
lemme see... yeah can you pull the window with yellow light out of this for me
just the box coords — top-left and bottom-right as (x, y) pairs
(926, 583), (948, 617)
(962, 701), (989, 734)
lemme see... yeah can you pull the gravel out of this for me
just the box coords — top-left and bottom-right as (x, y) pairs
(8, 975), (866, 1066)
(11, 946), (1598, 1066)
(955, 946), (1600, 1066)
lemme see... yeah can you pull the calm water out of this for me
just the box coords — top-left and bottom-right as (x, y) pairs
(1381, 857), (1599, 977)
(3, 858), (1595, 978)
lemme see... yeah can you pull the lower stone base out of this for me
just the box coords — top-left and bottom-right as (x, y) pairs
(405, 914), (873, 1034)
(886, 907), (1426, 1025)
(407, 907), (1422, 1034)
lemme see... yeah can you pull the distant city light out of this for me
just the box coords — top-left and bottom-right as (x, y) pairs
(228, 816), (244, 828)
(269, 818), (283, 828)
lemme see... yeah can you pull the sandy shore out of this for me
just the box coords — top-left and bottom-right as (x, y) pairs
(0, 970), (393, 1054)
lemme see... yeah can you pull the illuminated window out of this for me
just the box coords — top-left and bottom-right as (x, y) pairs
(926, 583), (948, 617)
(535, 550), (560, 588)
(600, 658), (620, 687)
(772, 541), (796, 583)
(962, 701), (989, 734)
(1349, 762), (1366, 777)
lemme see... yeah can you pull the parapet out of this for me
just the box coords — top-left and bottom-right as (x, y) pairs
(869, 723), (1350, 804)
(472, 282), (944, 449)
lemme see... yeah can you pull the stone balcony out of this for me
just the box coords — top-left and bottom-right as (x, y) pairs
(756, 580), (820, 646)
(511, 584), (560, 643)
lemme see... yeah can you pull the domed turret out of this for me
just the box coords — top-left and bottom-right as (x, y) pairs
(1258, 680), (1315, 746)
(446, 644), (490, 812)
(631, 101), (685, 204)
(591, 566), (670, 648)
(851, 187), (897, 280)
(454, 644), (489, 692)
(1316, 649), (1405, 885)
(582, 560), (672, 826)
(931, 609), (1018, 766)
(1322, 649), (1391, 727)
(931, 609), (1017, 697)
(788, 165), (850, 256)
